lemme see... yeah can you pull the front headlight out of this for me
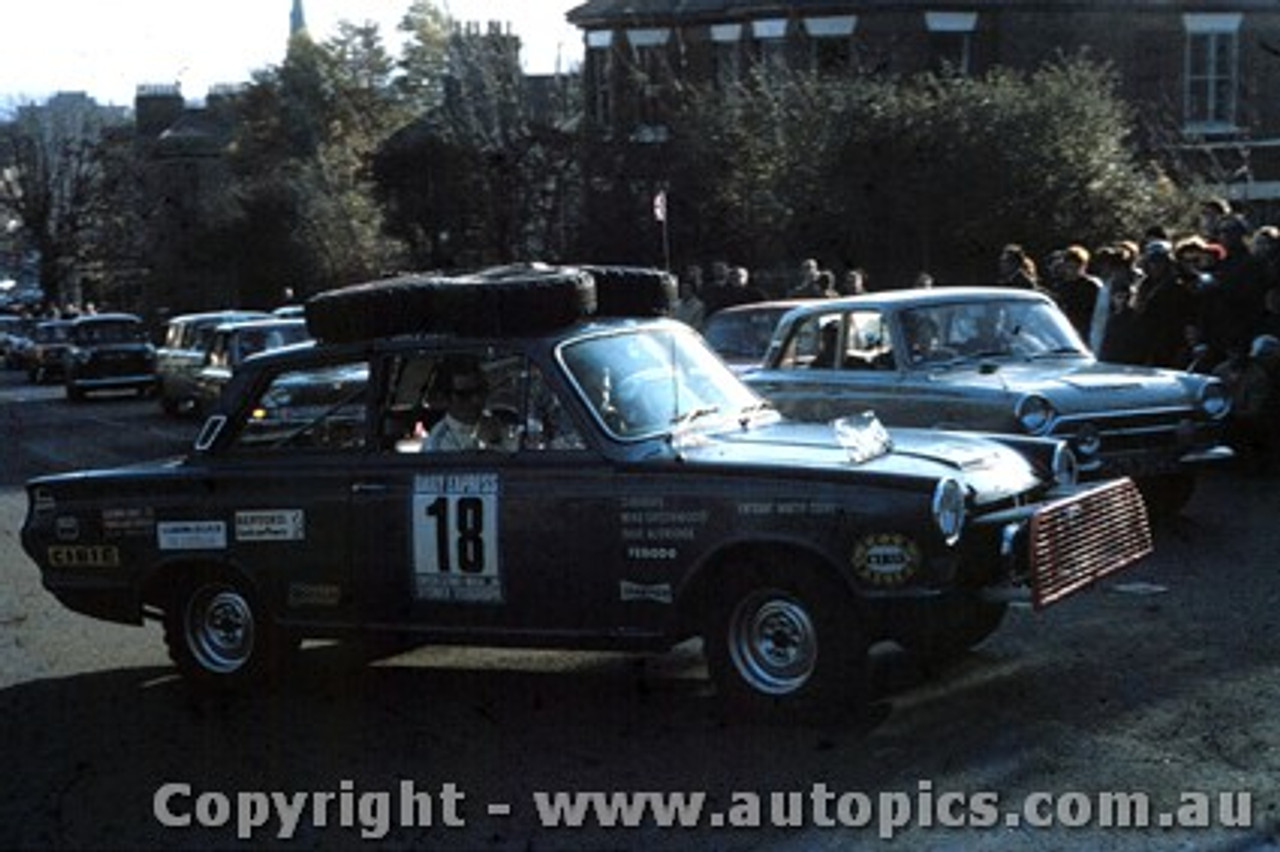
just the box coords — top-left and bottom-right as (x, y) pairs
(1015, 393), (1056, 434)
(1199, 380), (1231, 420)
(1052, 443), (1079, 486)
(931, 478), (966, 545)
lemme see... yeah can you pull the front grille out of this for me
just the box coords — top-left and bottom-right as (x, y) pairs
(1028, 477), (1152, 610)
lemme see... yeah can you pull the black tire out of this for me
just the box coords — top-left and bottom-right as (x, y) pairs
(305, 265), (595, 343)
(1136, 472), (1195, 518)
(163, 571), (282, 692)
(65, 383), (85, 402)
(579, 265), (678, 318)
(705, 557), (868, 722)
(896, 599), (1007, 666)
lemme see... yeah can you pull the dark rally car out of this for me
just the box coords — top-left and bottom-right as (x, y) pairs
(21, 266), (1153, 718)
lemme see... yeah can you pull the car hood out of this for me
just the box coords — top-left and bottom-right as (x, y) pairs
(682, 418), (1041, 503)
(918, 358), (1202, 413)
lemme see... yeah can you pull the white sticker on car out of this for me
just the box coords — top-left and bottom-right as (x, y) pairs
(236, 509), (305, 542)
(412, 473), (502, 603)
(157, 520), (227, 551)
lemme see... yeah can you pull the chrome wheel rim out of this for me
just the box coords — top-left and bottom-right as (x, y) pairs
(185, 585), (255, 674)
(727, 590), (817, 695)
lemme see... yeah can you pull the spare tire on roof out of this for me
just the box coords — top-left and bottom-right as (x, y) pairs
(580, 265), (678, 318)
(305, 265), (596, 343)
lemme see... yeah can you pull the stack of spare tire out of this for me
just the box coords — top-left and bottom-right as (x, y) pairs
(304, 264), (678, 344)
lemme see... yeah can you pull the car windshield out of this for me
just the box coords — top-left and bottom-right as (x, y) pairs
(560, 326), (762, 440)
(702, 307), (788, 361)
(75, 320), (146, 344)
(898, 297), (1088, 367)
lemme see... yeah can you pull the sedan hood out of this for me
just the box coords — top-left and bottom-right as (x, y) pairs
(681, 417), (1042, 503)
(929, 358), (1200, 415)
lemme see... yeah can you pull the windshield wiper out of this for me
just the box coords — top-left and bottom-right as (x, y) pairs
(1029, 347), (1087, 360)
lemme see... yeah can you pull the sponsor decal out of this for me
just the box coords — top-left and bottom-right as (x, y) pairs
(619, 580), (674, 604)
(102, 507), (155, 538)
(54, 516), (80, 542)
(236, 509), (305, 542)
(48, 545), (120, 568)
(852, 533), (921, 587)
(412, 473), (503, 603)
(157, 521), (228, 551)
(287, 583), (342, 608)
(31, 488), (56, 516)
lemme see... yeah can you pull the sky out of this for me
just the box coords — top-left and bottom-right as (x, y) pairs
(0, 0), (584, 108)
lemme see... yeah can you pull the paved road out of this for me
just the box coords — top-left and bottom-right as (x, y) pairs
(1, 368), (1277, 850)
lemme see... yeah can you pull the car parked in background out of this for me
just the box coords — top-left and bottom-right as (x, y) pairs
(0, 314), (35, 369)
(743, 286), (1233, 514)
(24, 319), (73, 384)
(156, 310), (270, 415)
(701, 299), (811, 373)
(190, 317), (311, 416)
(63, 313), (156, 401)
(21, 265), (1152, 719)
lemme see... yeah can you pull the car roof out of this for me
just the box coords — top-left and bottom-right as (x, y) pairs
(705, 299), (817, 319)
(70, 312), (143, 325)
(168, 309), (271, 325)
(785, 286), (1052, 314)
(214, 317), (308, 333)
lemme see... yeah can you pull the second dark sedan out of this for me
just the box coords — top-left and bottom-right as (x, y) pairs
(64, 313), (156, 401)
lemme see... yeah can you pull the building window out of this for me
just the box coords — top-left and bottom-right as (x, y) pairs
(925, 12), (977, 76)
(626, 28), (672, 141)
(711, 23), (743, 88)
(752, 18), (789, 73)
(586, 30), (613, 132)
(804, 16), (857, 75)
(1184, 14), (1241, 133)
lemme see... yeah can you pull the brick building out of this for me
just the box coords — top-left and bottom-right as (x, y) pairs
(566, 0), (1280, 202)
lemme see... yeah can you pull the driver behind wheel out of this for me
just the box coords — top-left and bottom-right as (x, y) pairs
(421, 356), (517, 452)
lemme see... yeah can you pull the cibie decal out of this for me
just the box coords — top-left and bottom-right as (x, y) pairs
(412, 473), (502, 603)
(157, 521), (228, 551)
(48, 545), (120, 568)
(236, 510), (305, 542)
(852, 533), (921, 587)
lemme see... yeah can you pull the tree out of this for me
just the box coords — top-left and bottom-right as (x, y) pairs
(226, 21), (413, 304)
(0, 94), (132, 309)
(374, 13), (581, 269)
(662, 57), (1198, 285)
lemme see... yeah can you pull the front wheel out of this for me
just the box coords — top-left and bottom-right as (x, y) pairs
(705, 559), (868, 722)
(164, 572), (281, 691)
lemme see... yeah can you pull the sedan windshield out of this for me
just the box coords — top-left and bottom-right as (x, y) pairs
(899, 298), (1089, 366)
(560, 327), (762, 439)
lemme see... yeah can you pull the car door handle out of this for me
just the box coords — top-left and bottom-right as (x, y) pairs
(351, 482), (388, 495)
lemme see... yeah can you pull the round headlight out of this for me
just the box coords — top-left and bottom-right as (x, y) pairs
(1199, 380), (1231, 420)
(931, 478), (966, 545)
(1015, 394), (1056, 435)
(1052, 443), (1079, 486)
(1072, 422), (1101, 458)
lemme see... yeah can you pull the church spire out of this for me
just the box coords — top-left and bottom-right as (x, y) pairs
(290, 0), (308, 39)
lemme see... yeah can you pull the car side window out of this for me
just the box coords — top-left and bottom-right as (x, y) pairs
(227, 360), (370, 453)
(779, 313), (840, 368)
(380, 350), (586, 454)
(845, 311), (895, 369)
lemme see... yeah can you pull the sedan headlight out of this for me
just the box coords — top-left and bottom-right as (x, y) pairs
(1015, 393), (1056, 435)
(1199, 380), (1231, 420)
(931, 478), (966, 545)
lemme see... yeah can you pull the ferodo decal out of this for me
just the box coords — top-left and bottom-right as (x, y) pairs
(852, 533), (921, 587)
(48, 545), (120, 568)
(236, 510), (305, 542)
(412, 473), (502, 604)
(157, 521), (227, 551)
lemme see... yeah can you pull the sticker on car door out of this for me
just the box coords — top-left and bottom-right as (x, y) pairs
(411, 473), (503, 603)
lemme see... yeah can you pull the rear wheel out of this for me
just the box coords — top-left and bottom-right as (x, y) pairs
(164, 571), (283, 692)
(705, 557), (868, 722)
